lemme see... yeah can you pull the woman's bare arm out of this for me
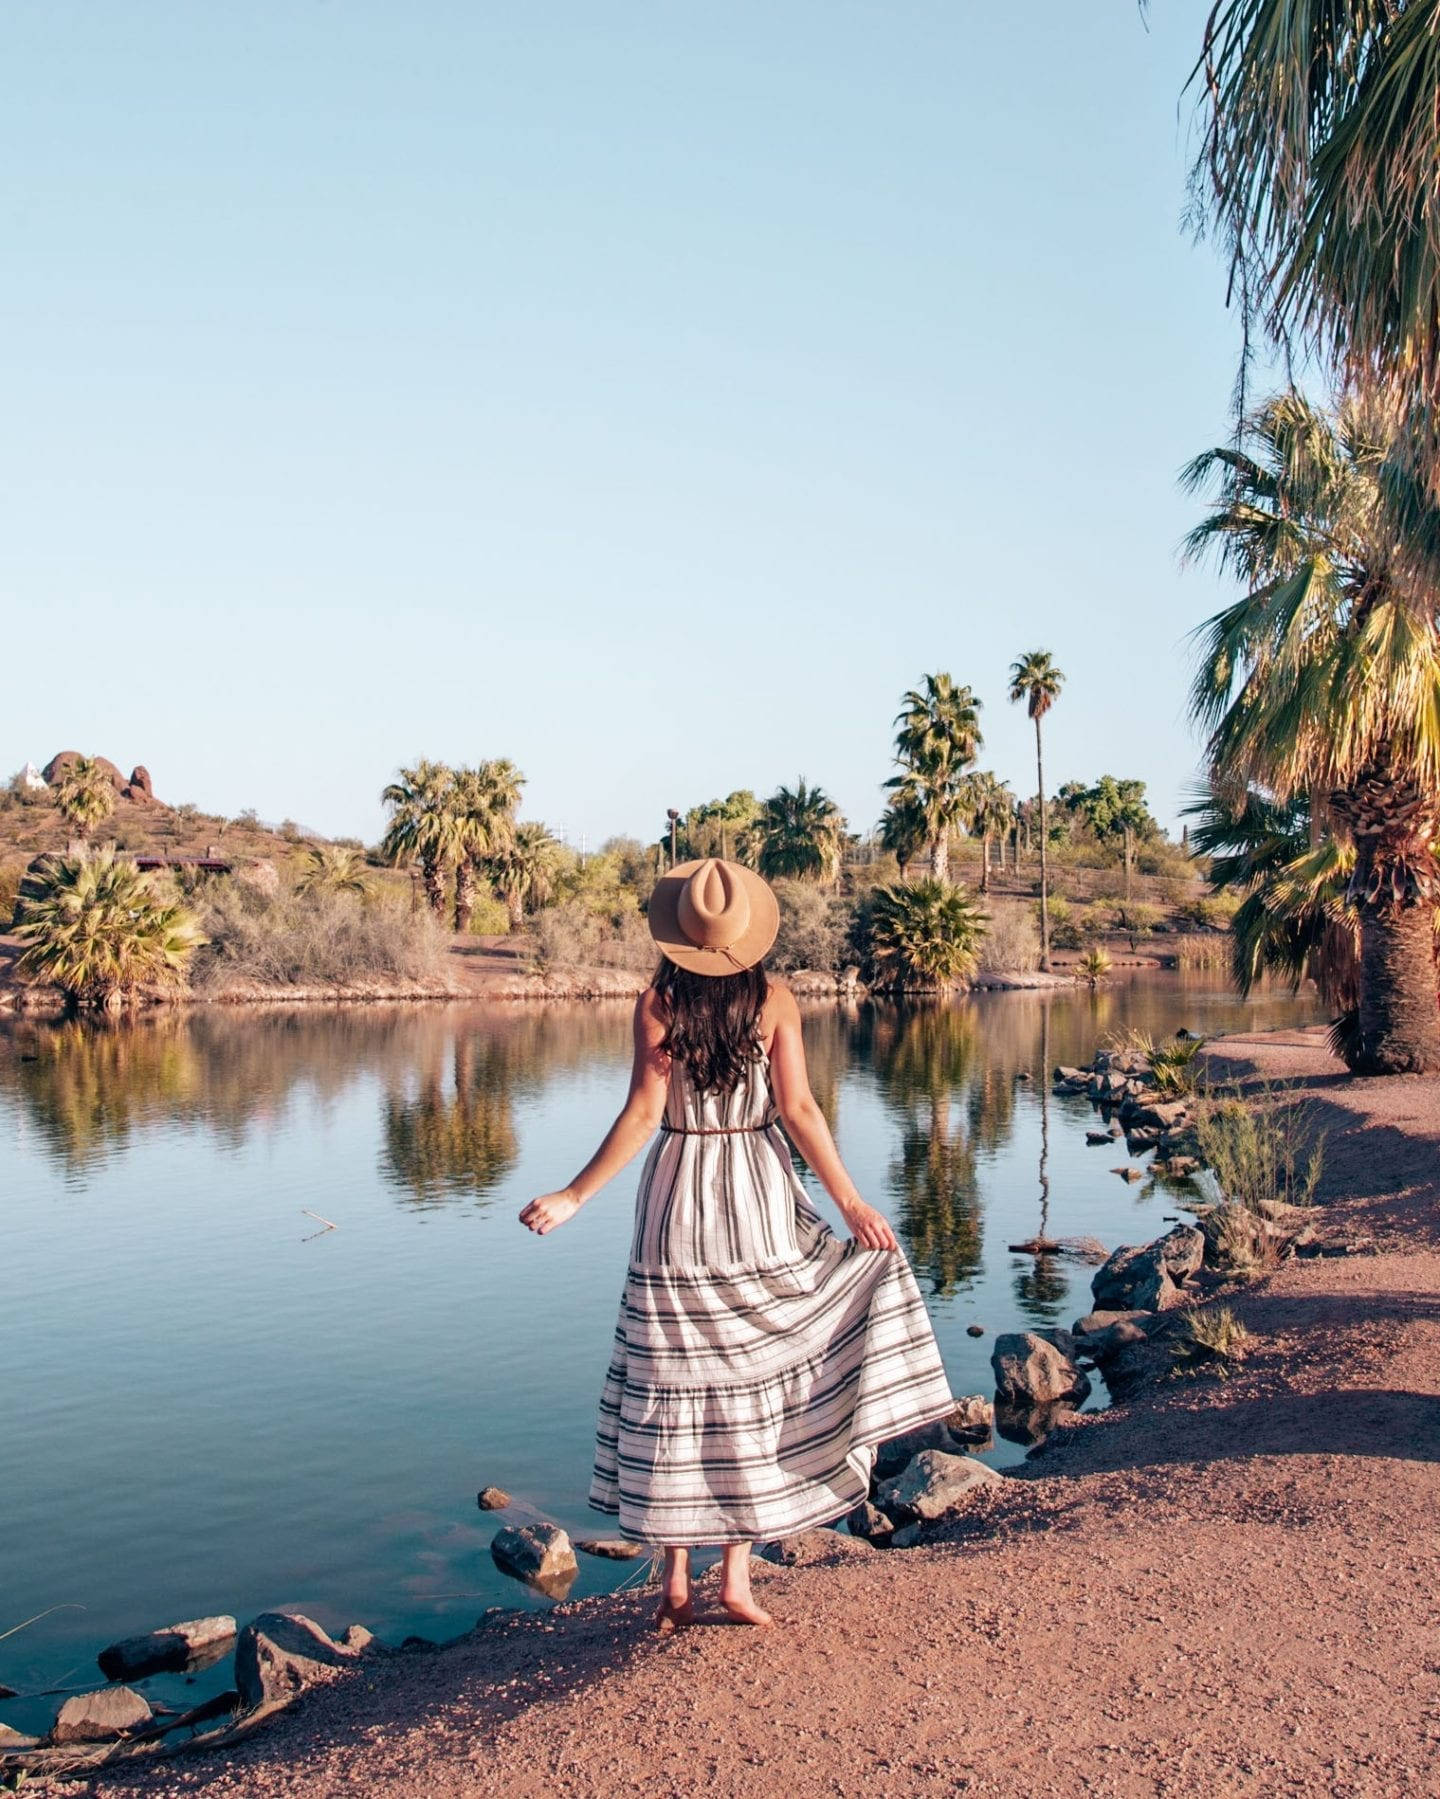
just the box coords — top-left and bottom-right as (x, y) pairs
(519, 990), (670, 1236)
(765, 984), (898, 1252)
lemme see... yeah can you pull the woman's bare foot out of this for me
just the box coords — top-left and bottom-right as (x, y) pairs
(719, 1588), (773, 1627)
(654, 1593), (695, 1634)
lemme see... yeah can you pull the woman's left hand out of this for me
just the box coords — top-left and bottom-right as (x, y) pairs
(519, 1190), (582, 1235)
(838, 1200), (898, 1252)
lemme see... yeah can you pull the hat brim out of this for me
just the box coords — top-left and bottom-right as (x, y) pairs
(647, 859), (780, 976)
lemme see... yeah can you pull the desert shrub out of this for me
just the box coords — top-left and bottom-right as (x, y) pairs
(191, 882), (447, 990)
(1194, 1086), (1325, 1212)
(977, 899), (1040, 973)
(1172, 1305), (1252, 1372)
(769, 878), (850, 973)
(0, 858), (25, 927)
(1077, 946), (1111, 985)
(860, 880), (987, 992)
(1117, 902), (1164, 949)
(15, 852), (205, 1007)
(1180, 891), (1241, 931)
(533, 897), (654, 972)
(466, 890), (511, 935)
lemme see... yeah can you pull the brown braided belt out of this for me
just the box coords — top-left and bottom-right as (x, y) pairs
(658, 1121), (773, 1136)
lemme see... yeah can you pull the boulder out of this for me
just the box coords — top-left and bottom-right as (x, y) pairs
(339, 1624), (379, 1653)
(1112, 1166), (1146, 1183)
(98, 1614), (236, 1681)
(875, 1448), (1003, 1522)
(844, 1500), (895, 1544)
(0, 1723), (41, 1750)
(42, 751), (126, 790)
(128, 764), (154, 797)
(1073, 1315), (1152, 1359)
(475, 1485), (512, 1511)
(490, 1523), (578, 1590)
(873, 1397), (994, 1475)
(1200, 1201), (1271, 1273)
(991, 1332), (1092, 1406)
(1091, 1227), (1204, 1308)
(890, 1522), (923, 1548)
(50, 1686), (152, 1744)
(1128, 1099), (1191, 1131)
(233, 1612), (360, 1710)
(575, 1537), (644, 1560)
(966, 1321), (986, 1337)
(1085, 1130), (1112, 1146)
(757, 1530), (875, 1566)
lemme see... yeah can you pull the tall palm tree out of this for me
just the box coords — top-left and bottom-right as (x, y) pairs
(878, 788), (929, 882)
(886, 674), (983, 881)
(486, 821), (560, 930)
(450, 760), (523, 932)
(1008, 651), (1065, 969)
(756, 780), (845, 884)
(1190, 3), (1440, 436)
(15, 852), (206, 1012)
(1185, 389), (1440, 1073)
(959, 771), (1016, 895)
(52, 757), (116, 838)
(380, 760), (459, 919)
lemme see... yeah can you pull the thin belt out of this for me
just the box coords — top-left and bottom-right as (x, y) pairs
(659, 1120), (773, 1136)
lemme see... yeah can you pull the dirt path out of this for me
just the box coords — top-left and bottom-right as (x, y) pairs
(85, 1028), (1440, 1798)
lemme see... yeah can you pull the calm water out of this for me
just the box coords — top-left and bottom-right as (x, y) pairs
(0, 977), (1321, 1726)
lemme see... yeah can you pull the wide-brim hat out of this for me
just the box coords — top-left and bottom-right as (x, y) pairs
(647, 857), (780, 976)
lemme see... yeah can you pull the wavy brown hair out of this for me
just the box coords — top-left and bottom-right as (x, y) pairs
(652, 957), (769, 1094)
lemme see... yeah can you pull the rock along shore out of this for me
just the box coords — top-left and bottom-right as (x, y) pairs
(38, 1025), (1440, 1797)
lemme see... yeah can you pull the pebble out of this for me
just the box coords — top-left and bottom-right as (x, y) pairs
(476, 1486), (513, 1510)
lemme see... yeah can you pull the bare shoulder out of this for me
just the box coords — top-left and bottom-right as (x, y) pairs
(634, 984), (668, 1037)
(762, 977), (800, 1029)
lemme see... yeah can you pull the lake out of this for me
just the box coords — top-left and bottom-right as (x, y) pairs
(0, 975), (1322, 1729)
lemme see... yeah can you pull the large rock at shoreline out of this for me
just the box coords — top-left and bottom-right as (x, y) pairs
(490, 1523), (578, 1591)
(50, 1686), (152, 1744)
(876, 1448), (1003, 1522)
(98, 1614), (236, 1681)
(234, 1612), (361, 1710)
(1091, 1227), (1204, 1310)
(873, 1397), (994, 1477)
(991, 1332), (1092, 1406)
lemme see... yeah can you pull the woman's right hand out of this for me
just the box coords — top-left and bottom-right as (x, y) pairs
(519, 1189), (582, 1236)
(838, 1199), (899, 1252)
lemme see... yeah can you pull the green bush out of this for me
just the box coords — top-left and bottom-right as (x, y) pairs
(1194, 1086), (1325, 1212)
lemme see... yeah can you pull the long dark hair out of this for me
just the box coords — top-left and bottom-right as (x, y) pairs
(653, 957), (769, 1094)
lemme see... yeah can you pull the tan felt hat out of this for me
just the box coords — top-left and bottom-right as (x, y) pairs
(647, 857), (780, 976)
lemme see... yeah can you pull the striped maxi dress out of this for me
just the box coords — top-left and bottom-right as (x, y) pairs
(589, 1045), (954, 1545)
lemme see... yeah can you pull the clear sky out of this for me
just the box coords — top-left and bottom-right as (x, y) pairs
(3, 2), (1257, 848)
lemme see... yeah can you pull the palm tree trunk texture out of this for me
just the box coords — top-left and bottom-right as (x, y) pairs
(980, 832), (991, 894)
(1353, 901), (1440, 1074)
(1123, 828), (1133, 902)
(423, 857), (446, 918)
(930, 831), (949, 883)
(454, 859), (475, 934)
(1035, 720), (1051, 971)
(504, 888), (524, 930)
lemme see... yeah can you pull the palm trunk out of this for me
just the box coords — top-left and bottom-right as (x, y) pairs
(929, 832), (949, 883)
(454, 858), (475, 933)
(422, 856), (446, 918)
(979, 831), (991, 894)
(1035, 722), (1051, 971)
(1123, 827), (1133, 902)
(1352, 895), (1440, 1074)
(504, 887), (524, 931)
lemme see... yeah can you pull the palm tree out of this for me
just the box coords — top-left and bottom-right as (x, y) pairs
(380, 761), (459, 919)
(864, 879), (988, 993)
(52, 757), (116, 838)
(1184, 390), (1440, 1073)
(878, 788), (929, 882)
(1189, 4), (1440, 435)
(15, 852), (206, 1012)
(1185, 779), (1360, 1022)
(296, 844), (372, 899)
(450, 760), (523, 932)
(959, 771), (1016, 895)
(485, 821), (560, 930)
(756, 780), (845, 884)
(886, 674), (983, 881)
(1008, 651), (1065, 969)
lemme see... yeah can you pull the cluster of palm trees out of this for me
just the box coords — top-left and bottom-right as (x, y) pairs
(1181, 7), (1440, 1075)
(379, 760), (558, 933)
(875, 655), (1065, 967)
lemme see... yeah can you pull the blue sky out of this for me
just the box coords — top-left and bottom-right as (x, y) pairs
(2, 2), (1259, 847)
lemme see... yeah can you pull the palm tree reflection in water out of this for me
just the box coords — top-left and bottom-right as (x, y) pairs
(1012, 999), (1067, 1324)
(381, 1032), (520, 1207)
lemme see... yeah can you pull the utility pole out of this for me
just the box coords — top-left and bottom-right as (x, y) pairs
(667, 808), (680, 869)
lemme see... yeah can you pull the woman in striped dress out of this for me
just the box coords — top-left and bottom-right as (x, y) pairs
(520, 858), (953, 1629)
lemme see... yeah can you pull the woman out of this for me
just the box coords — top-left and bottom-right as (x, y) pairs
(520, 857), (953, 1629)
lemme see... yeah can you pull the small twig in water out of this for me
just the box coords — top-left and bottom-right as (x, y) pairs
(0, 1603), (86, 1645)
(301, 1209), (338, 1240)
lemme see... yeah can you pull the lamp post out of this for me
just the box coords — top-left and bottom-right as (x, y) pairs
(667, 808), (680, 870)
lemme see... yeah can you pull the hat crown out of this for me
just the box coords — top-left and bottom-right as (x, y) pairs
(676, 858), (750, 949)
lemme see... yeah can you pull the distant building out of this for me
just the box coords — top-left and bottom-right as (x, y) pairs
(18, 762), (47, 792)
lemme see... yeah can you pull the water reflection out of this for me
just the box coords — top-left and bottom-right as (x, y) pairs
(382, 1035), (521, 1207)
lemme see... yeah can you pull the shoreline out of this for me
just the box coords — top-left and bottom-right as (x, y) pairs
(53, 1023), (1440, 1795)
